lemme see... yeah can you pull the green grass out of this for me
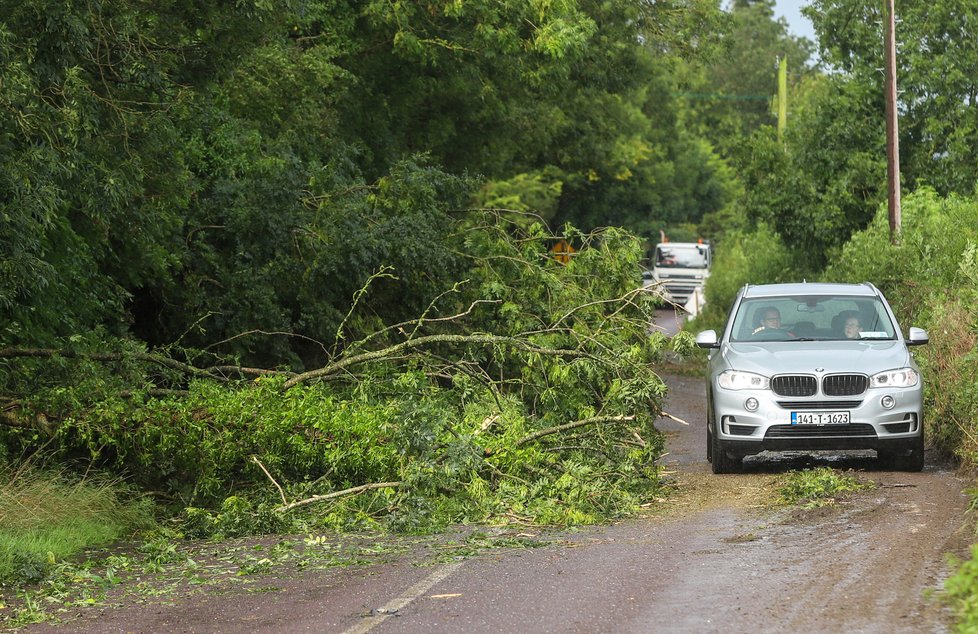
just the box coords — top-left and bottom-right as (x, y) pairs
(0, 466), (155, 584)
(777, 467), (871, 509)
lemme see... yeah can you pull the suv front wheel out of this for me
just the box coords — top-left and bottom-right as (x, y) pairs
(709, 422), (741, 474)
(879, 428), (925, 472)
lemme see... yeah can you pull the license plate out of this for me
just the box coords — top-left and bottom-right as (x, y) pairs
(791, 411), (850, 425)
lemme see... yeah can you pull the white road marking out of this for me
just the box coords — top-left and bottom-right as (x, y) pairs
(343, 561), (465, 634)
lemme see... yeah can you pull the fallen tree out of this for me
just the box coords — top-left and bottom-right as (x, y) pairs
(0, 218), (689, 534)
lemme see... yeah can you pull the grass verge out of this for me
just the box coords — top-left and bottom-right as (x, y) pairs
(0, 466), (155, 585)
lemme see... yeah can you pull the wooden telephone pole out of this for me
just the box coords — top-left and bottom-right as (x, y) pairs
(884, 0), (901, 243)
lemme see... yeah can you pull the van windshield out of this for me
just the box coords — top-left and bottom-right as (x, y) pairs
(655, 245), (709, 269)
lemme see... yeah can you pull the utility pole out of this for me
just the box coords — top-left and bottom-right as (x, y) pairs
(884, 0), (901, 243)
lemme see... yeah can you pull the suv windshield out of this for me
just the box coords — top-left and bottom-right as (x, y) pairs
(729, 295), (897, 342)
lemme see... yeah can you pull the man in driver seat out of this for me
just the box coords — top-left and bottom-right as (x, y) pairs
(752, 307), (781, 335)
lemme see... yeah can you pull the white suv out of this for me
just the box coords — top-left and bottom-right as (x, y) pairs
(695, 282), (929, 473)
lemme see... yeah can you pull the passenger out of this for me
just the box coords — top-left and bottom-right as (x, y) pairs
(752, 307), (781, 335)
(844, 316), (862, 339)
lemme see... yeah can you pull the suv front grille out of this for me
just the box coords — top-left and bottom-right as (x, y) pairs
(771, 375), (868, 398)
(823, 374), (868, 396)
(772, 375), (817, 397)
(777, 400), (863, 410)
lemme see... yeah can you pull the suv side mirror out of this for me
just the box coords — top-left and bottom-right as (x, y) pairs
(695, 330), (719, 349)
(907, 327), (929, 346)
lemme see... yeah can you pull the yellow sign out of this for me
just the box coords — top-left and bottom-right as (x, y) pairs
(551, 239), (576, 264)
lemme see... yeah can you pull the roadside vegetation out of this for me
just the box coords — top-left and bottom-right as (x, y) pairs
(4, 0), (978, 630)
(0, 467), (154, 586)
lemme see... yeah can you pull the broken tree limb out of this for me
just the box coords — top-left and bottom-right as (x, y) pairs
(252, 456), (288, 506)
(349, 298), (501, 355)
(276, 481), (403, 513)
(283, 334), (594, 389)
(119, 389), (190, 398)
(0, 347), (224, 381)
(508, 415), (636, 449)
(658, 411), (688, 425)
(0, 400), (56, 435)
(0, 347), (292, 385)
(210, 366), (296, 379)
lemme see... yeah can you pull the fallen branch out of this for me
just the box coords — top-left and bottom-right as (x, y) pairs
(283, 333), (594, 389)
(277, 481), (402, 513)
(0, 347), (224, 382)
(203, 329), (329, 359)
(211, 366), (296, 379)
(658, 411), (688, 426)
(542, 445), (592, 453)
(550, 286), (648, 329)
(0, 403), (55, 435)
(508, 415), (636, 450)
(342, 299), (503, 358)
(0, 347), (293, 385)
(119, 389), (190, 398)
(252, 456), (288, 506)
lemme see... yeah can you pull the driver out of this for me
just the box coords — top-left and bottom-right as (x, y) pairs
(752, 307), (781, 335)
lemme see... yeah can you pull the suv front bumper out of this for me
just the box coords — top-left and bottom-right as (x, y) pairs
(710, 383), (923, 458)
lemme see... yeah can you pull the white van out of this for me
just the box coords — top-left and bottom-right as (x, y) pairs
(644, 241), (712, 307)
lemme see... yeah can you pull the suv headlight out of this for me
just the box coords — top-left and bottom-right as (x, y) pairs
(717, 370), (770, 390)
(870, 368), (919, 388)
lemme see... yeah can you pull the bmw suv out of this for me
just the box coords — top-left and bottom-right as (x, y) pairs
(695, 282), (929, 473)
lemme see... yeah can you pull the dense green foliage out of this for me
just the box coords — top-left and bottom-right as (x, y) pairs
(681, 0), (815, 158)
(855, 192), (978, 625)
(3, 219), (674, 538)
(0, 1), (742, 583)
(0, 0), (735, 359)
(809, 0), (978, 195)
